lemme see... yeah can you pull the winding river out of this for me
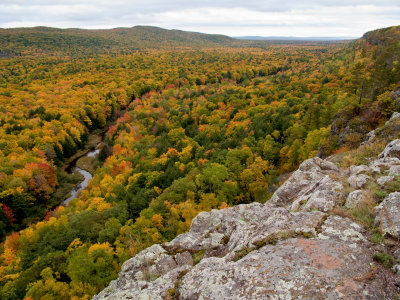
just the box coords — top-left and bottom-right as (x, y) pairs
(62, 144), (101, 205)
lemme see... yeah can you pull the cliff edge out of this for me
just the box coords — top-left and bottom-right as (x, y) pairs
(94, 113), (400, 299)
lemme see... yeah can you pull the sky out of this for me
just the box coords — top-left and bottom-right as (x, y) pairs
(1, 1), (400, 37)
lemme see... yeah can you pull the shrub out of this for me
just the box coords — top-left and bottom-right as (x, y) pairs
(372, 252), (395, 268)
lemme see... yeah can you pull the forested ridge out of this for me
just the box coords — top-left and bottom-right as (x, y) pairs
(0, 25), (345, 58)
(0, 25), (399, 299)
(0, 26), (241, 57)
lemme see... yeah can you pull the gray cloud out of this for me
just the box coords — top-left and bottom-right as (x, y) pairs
(0, 1), (399, 37)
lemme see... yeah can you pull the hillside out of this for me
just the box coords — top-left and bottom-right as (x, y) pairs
(319, 25), (400, 156)
(0, 26), (348, 58)
(0, 26), (241, 57)
(0, 25), (399, 300)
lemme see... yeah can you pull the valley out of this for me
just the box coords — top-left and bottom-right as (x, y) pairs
(0, 25), (399, 299)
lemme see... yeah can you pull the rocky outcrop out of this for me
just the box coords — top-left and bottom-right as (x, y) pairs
(95, 131), (400, 299)
(362, 112), (400, 146)
(269, 157), (344, 212)
(345, 190), (366, 209)
(379, 139), (400, 160)
(177, 217), (378, 299)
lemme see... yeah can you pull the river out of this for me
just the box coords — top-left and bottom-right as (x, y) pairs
(62, 143), (101, 205)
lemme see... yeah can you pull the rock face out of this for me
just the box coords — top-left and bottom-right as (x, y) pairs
(379, 139), (400, 159)
(362, 112), (400, 146)
(177, 216), (376, 300)
(269, 157), (344, 212)
(375, 192), (400, 237)
(94, 135), (400, 299)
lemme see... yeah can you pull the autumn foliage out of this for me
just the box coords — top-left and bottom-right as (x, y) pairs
(0, 25), (399, 299)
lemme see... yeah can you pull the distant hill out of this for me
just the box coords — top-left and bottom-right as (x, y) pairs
(0, 25), (357, 58)
(0, 26), (241, 57)
(235, 36), (357, 41)
(362, 25), (400, 46)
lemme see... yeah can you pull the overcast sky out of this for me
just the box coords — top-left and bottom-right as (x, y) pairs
(1, 1), (400, 37)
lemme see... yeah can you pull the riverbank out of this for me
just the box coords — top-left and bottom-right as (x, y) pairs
(63, 168), (92, 205)
(48, 130), (105, 208)
(64, 131), (103, 173)
(61, 131), (104, 205)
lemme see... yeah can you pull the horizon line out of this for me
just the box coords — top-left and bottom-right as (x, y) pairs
(0, 24), (365, 39)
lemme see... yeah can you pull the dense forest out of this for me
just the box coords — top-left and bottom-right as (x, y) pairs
(0, 26), (343, 58)
(0, 26), (242, 57)
(0, 25), (399, 299)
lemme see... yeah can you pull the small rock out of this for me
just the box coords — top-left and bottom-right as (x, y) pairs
(370, 165), (381, 174)
(361, 129), (376, 145)
(348, 174), (370, 188)
(175, 251), (193, 267)
(349, 165), (371, 176)
(388, 165), (400, 176)
(394, 248), (400, 260)
(379, 139), (400, 159)
(377, 176), (395, 187)
(298, 157), (340, 172)
(392, 264), (400, 274)
(155, 255), (177, 275)
(345, 190), (365, 209)
(369, 157), (400, 173)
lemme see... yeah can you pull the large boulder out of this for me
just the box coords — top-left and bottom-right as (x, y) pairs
(269, 157), (344, 211)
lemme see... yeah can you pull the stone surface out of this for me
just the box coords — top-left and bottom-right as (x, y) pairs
(379, 139), (400, 159)
(375, 192), (400, 237)
(348, 174), (370, 188)
(164, 202), (326, 257)
(96, 208), (393, 300)
(270, 157), (343, 211)
(93, 265), (191, 300)
(388, 164), (400, 176)
(388, 111), (400, 122)
(369, 157), (400, 174)
(155, 255), (177, 275)
(345, 190), (365, 209)
(177, 217), (381, 300)
(348, 164), (371, 176)
(362, 129), (376, 145)
(175, 251), (193, 267)
(393, 247), (400, 260)
(377, 175), (395, 187)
